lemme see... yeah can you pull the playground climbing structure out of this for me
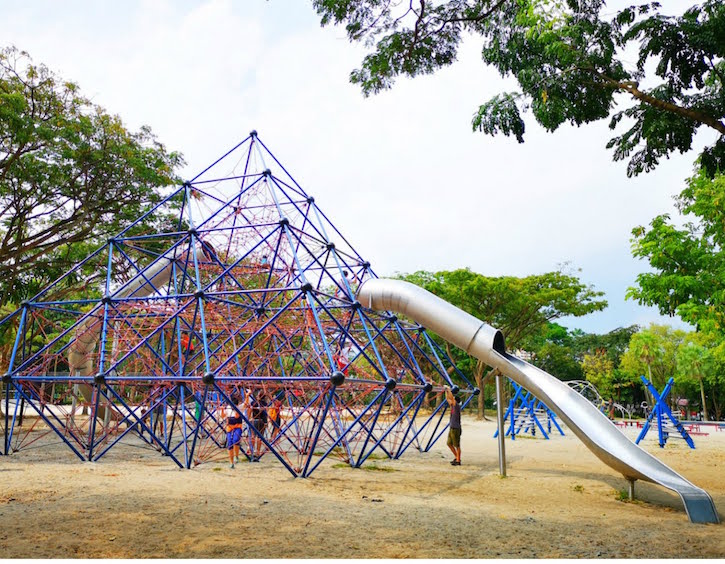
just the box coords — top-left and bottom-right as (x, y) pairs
(0, 132), (474, 476)
(493, 380), (565, 440)
(636, 376), (695, 449)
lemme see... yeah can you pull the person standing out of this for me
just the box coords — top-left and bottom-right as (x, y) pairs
(444, 386), (462, 466)
(248, 392), (268, 461)
(269, 397), (283, 441)
(224, 398), (243, 469)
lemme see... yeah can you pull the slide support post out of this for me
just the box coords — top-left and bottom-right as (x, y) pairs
(495, 370), (506, 478)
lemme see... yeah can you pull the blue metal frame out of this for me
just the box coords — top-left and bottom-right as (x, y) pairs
(493, 380), (564, 440)
(0, 133), (475, 476)
(636, 376), (694, 449)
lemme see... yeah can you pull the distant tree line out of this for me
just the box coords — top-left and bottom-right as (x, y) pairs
(400, 268), (725, 421)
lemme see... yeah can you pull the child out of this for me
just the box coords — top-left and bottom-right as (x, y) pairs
(224, 399), (243, 468)
(269, 397), (283, 441)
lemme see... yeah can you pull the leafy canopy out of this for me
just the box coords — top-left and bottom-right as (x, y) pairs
(400, 266), (607, 350)
(527, 322), (638, 384)
(398, 267), (606, 416)
(0, 47), (184, 305)
(619, 323), (686, 389)
(628, 169), (725, 333)
(313, 0), (725, 177)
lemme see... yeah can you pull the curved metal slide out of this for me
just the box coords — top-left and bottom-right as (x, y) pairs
(357, 278), (719, 524)
(69, 248), (183, 416)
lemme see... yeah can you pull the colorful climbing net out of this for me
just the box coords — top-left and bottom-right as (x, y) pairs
(0, 132), (476, 475)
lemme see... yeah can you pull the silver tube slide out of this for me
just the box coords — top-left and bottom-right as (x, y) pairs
(68, 251), (180, 376)
(67, 249), (183, 419)
(357, 278), (719, 524)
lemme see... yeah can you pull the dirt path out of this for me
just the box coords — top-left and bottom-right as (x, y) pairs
(1, 417), (723, 558)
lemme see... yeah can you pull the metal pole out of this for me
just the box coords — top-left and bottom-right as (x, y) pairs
(495, 371), (507, 477)
(628, 478), (636, 500)
(4, 381), (9, 455)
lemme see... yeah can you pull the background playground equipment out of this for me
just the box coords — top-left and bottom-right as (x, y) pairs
(493, 380), (564, 440)
(636, 376), (695, 449)
(566, 380), (634, 420)
(0, 132), (477, 476)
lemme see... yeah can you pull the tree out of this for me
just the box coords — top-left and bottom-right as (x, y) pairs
(581, 349), (615, 399)
(676, 333), (714, 420)
(525, 322), (639, 390)
(703, 339), (725, 420)
(675, 329), (725, 420)
(0, 46), (183, 304)
(527, 323), (584, 382)
(629, 168), (725, 333)
(619, 324), (687, 408)
(313, 0), (725, 177)
(574, 325), (639, 365)
(399, 267), (606, 418)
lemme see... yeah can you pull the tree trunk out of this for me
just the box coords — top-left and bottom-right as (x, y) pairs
(475, 371), (484, 419)
(645, 363), (655, 408)
(699, 379), (709, 422)
(474, 360), (490, 421)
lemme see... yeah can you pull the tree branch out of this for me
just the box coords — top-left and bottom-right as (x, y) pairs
(594, 72), (725, 135)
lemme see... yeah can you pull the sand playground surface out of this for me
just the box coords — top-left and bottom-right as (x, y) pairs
(0, 415), (724, 559)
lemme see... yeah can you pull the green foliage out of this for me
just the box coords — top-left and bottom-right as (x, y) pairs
(522, 322), (639, 397)
(525, 322), (584, 381)
(615, 488), (631, 502)
(675, 330), (725, 419)
(581, 350), (615, 398)
(619, 324), (686, 390)
(574, 325), (639, 366)
(0, 46), (184, 304)
(401, 267), (606, 348)
(398, 267), (606, 397)
(629, 169), (725, 334)
(313, 0), (725, 177)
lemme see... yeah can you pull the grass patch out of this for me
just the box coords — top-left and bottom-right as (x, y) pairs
(212, 467), (222, 472)
(615, 489), (630, 502)
(330, 462), (398, 472)
(312, 447), (347, 456)
(361, 464), (397, 472)
(365, 453), (389, 461)
(573, 484), (584, 493)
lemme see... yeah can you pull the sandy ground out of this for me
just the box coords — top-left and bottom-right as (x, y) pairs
(1, 416), (724, 559)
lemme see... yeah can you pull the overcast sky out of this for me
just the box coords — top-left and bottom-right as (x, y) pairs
(2, 0), (713, 335)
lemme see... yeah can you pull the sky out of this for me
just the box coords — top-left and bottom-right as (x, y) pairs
(1, 0), (713, 335)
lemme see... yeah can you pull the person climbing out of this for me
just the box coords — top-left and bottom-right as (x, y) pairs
(201, 240), (219, 263)
(180, 332), (194, 354)
(335, 270), (354, 300)
(444, 385), (462, 466)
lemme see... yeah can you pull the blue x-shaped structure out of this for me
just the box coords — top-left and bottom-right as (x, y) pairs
(635, 376), (694, 449)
